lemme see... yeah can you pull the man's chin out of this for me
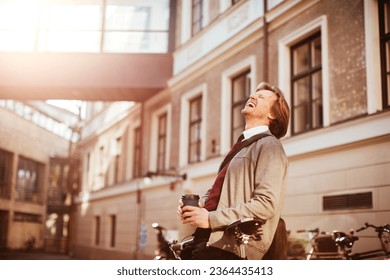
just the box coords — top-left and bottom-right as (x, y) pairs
(241, 108), (251, 115)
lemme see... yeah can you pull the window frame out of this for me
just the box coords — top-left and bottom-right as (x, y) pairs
(191, 0), (204, 36)
(133, 126), (142, 178)
(220, 56), (256, 154)
(110, 214), (116, 248)
(188, 95), (203, 164)
(364, 0), (382, 114)
(15, 156), (43, 203)
(0, 0), (170, 53)
(179, 84), (207, 167)
(157, 113), (168, 171)
(94, 216), (100, 246)
(278, 16), (330, 138)
(231, 69), (251, 145)
(290, 31), (323, 135)
(379, 0), (390, 109)
(114, 136), (122, 184)
(149, 104), (172, 173)
(0, 149), (11, 199)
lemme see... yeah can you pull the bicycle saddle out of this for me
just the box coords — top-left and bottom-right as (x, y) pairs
(226, 217), (264, 244)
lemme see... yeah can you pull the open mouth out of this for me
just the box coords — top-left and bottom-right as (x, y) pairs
(246, 101), (256, 108)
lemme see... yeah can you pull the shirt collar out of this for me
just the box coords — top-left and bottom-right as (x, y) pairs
(242, 125), (269, 141)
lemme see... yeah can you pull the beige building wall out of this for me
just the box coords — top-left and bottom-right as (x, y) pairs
(0, 106), (70, 249)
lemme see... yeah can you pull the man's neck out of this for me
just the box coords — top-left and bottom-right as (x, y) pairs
(244, 120), (269, 131)
(242, 125), (269, 140)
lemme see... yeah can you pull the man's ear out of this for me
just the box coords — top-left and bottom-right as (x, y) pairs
(267, 112), (276, 120)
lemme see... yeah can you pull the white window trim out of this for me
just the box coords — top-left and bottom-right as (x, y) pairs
(364, 0), (382, 114)
(278, 15), (330, 137)
(179, 84), (207, 167)
(220, 55), (257, 154)
(203, 0), (210, 27)
(149, 104), (172, 172)
(181, 0), (191, 44)
(219, 0), (231, 13)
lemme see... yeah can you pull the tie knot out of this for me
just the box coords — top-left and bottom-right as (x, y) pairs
(237, 134), (244, 143)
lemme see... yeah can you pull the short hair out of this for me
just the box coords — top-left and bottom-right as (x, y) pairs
(257, 82), (290, 139)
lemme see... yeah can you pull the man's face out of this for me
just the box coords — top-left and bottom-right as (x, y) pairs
(241, 86), (278, 125)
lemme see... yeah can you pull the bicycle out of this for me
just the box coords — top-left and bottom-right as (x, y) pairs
(294, 228), (341, 260)
(153, 217), (264, 260)
(151, 223), (177, 260)
(345, 222), (390, 260)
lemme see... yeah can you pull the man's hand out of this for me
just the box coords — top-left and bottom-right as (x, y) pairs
(180, 206), (210, 228)
(177, 199), (210, 228)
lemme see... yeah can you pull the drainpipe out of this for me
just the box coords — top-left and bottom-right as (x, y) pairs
(263, 0), (269, 82)
(134, 101), (145, 259)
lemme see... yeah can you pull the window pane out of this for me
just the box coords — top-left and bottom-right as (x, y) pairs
(190, 98), (201, 121)
(0, 0), (169, 53)
(0, 30), (35, 52)
(293, 43), (310, 75)
(37, 0), (101, 52)
(232, 107), (244, 132)
(385, 1), (390, 34)
(192, 0), (203, 35)
(294, 77), (310, 106)
(133, 127), (141, 178)
(103, 31), (168, 53)
(0, 150), (11, 198)
(311, 36), (322, 67)
(189, 144), (196, 163)
(231, 71), (250, 144)
(38, 31), (100, 52)
(189, 96), (202, 164)
(380, 1), (390, 109)
(189, 123), (200, 143)
(387, 74), (390, 107)
(106, 6), (151, 31)
(232, 76), (247, 103)
(158, 115), (167, 134)
(106, 0), (169, 30)
(293, 78), (310, 134)
(0, 0), (38, 51)
(40, 1), (101, 30)
(312, 71), (323, 129)
(387, 41), (390, 72)
(16, 157), (41, 203)
(157, 113), (167, 171)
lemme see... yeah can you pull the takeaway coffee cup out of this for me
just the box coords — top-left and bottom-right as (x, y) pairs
(181, 194), (200, 207)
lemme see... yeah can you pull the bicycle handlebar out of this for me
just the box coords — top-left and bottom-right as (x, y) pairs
(296, 228), (329, 235)
(356, 222), (390, 233)
(296, 228), (319, 233)
(170, 238), (194, 252)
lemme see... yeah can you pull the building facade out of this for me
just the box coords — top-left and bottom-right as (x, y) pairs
(71, 0), (390, 259)
(0, 101), (80, 252)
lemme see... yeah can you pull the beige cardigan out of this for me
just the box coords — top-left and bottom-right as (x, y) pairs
(202, 131), (288, 259)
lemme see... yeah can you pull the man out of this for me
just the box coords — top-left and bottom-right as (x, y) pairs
(179, 81), (290, 260)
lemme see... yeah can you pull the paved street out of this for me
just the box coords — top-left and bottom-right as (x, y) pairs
(0, 250), (72, 260)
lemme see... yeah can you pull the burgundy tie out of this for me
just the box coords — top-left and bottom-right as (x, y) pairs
(204, 135), (244, 211)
